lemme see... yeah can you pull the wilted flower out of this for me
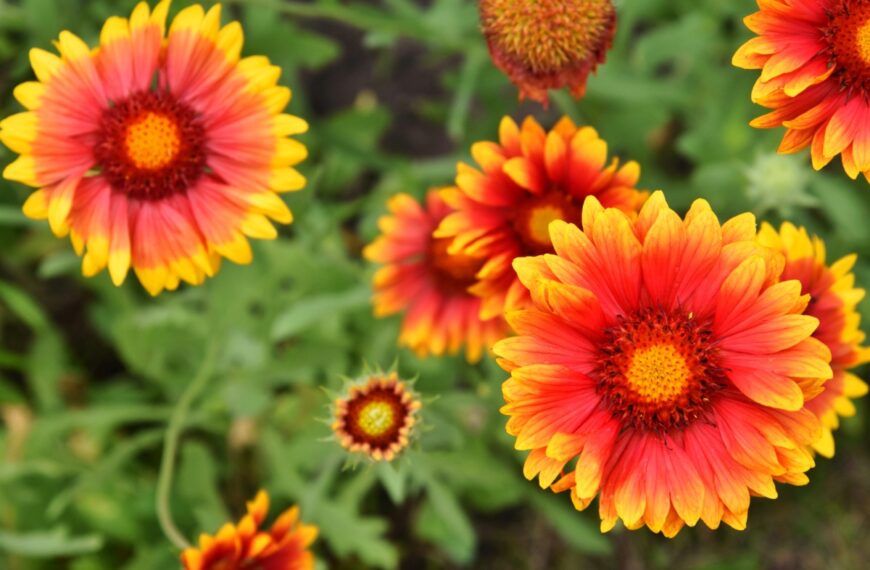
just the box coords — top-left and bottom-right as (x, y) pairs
(479, 0), (616, 106)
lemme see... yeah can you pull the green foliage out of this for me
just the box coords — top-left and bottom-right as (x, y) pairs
(0, 0), (868, 569)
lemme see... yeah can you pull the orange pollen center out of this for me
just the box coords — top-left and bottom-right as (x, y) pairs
(124, 112), (182, 171)
(827, 1), (870, 90)
(427, 236), (483, 295)
(95, 90), (206, 200)
(623, 343), (692, 404)
(514, 190), (582, 255)
(479, 0), (615, 73)
(356, 401), (396, 436)
(595, 308), (725, 432)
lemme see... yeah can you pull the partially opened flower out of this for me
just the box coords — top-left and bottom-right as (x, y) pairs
(364, 190), (508, 362)
(496, 192), (831, 536)
(479, 0), (616, 106)
(0, 1), (307, 295)
(733, 0), (870, 180)
(436, 116), (645, 320)
(332, 372), (421, 462)
(758, 222), (869, 457)
(181, 490), (317, 570)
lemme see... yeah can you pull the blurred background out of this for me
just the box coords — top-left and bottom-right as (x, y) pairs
(0, 0), (867, 568)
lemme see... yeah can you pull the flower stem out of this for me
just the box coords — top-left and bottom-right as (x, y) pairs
(156, 340), (221, 550)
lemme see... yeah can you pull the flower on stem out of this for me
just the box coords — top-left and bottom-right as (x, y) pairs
(331, 371), (421, 462)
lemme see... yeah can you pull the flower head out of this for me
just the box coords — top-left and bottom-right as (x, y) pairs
(479, 0), (616, 106)
(733, 0), (870, 180)
(0, 1), (307, 295)
(332, 372), (421, 462)
(496, 192), (831, 536)
(181, 490), (317, 570)
(364, 190), (508, 362)
(436, 116), (646, 319)
(758, 222), (869, 457)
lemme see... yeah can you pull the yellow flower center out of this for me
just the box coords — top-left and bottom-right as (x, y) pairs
(624, 343), (692, 404)
(356, 401), (396, 437)
(124, 112), (182, 171)
(514, 190), (582, 255)
(595, 307), (725, 431)
(527, 204), (565, 247)
(857, 19), (870, 64)
(427, 237), (483, 295)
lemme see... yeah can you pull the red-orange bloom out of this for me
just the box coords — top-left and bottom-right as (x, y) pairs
(181, 490), (317, 570)
(496, 192), (831, 536)
(0, 1), (307, 295)
(364, 191), (508, 362)
(332, 372), (421, 462)
(733, 0), (870, 180)
(758, 222), (869, 457)
(436, 116), (646, 320)
(479, 0), (616, 106)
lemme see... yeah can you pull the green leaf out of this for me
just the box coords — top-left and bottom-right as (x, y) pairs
(419, 475), (476, 564)
(528, 492), (612, 556)
(376, 461), (407, 504)
(270, 286), (370, 341)
(0, 528), (103, 558)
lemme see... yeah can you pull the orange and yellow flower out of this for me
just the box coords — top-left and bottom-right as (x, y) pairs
(758, 222), (869, 457)
(436, 116), (646, 320)
(0, 1), (307, 295)
(733, 0), (870, 180)
(364, 190), (508, 362)
(479, 0), (616, 106)
(181, 490), (317, 570)
(496, 192), (832, 536)
(332, 372), (421, 462)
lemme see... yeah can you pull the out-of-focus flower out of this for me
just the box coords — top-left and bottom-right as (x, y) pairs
(364, 190), (508, 362)
(496, 192), (831, 536)
(436, 116), (646, 319)
(758, 222), (869, 457)
(181, 490), (317, 570)
(479, 0), (616, 106)
(332, 372), (421, 462)
(734, 0), (870, 181)
(744, 154), (818, 217)
(0, 1), (307, 295)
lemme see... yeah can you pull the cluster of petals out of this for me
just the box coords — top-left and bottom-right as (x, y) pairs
(436, 115), (646, 320)
(181, 490), (317, 570)
(0, 0), (307, 294)
(332, 372), (421, 462)
(733, 0), (870, 180)
(758, 222), (869, 457)
(496, 192), (832, 536)
(364, 191), (507, 363)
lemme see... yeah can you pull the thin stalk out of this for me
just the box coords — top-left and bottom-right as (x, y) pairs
(155, 340), (221, 550)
